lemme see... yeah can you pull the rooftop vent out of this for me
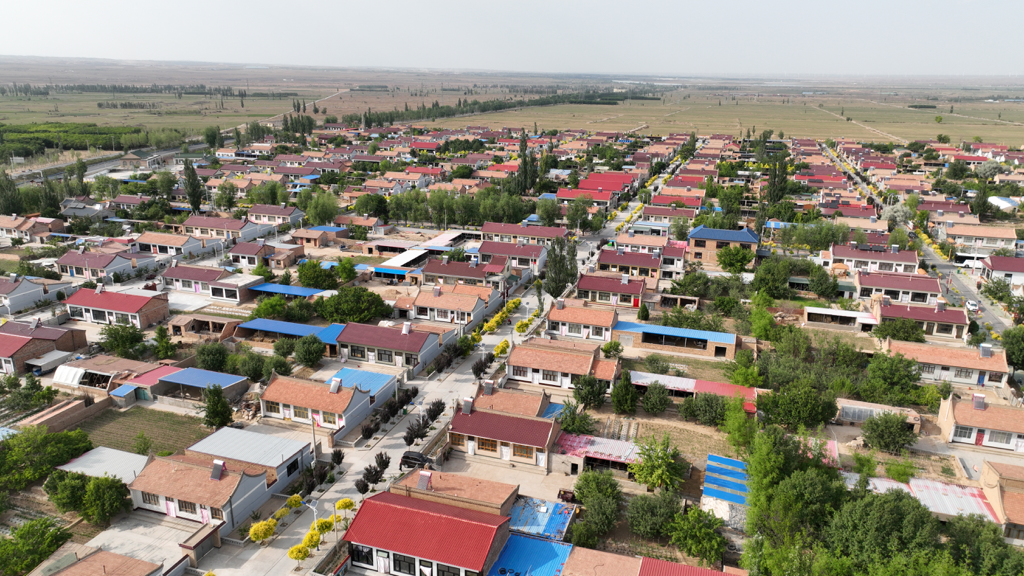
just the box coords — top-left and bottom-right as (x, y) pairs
(402, 321), (412, 335)
(521, 221), (528, 228)
(462, 398), (473, 415)
(627, 230), (634, 238)
(870, 216), (877, 224)
(484, 381), (493, 395)
(621, 273), (629, 285)
(616, 247), (624, 256)
(891, 244), (899, 254)
(329, 378), (341, 394)
(211, 459), (225, 481)
(442, 256), (449, 265)
(937, 210), (944, 217)
(936, 301), (945, 312)
(980, 343), (993, 358)
(973, 393), (986, 410)
(433, 286), (441, 297)
(556, 298), (565, 310)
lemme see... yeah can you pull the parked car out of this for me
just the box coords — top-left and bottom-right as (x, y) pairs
(399, 451), (433, 470)
(966, 300), (979, 312)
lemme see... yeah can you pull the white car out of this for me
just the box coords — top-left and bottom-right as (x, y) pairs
(966, 300), (979, 312)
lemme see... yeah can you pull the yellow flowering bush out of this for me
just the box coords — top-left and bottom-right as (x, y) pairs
(505, 298), (522, 313)
(286, 494), (303, 509)
(494, 339), (510, 355)
(515, 319), (531, 333)
(273, 508), (290, 520)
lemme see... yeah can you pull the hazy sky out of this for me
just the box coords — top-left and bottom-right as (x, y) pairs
(3, 0), (1022, 77)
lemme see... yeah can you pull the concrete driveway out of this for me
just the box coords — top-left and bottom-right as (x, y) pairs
(87, 511), (198, 567)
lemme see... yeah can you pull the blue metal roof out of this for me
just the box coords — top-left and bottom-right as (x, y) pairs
(687, 224), (759, 243)
(110, 384), (138, 398)
(316, 324), (346, 344)
(538, 193), (558, 200)
(0, 427), (18, 441)
(310, 226), (347, 232)
(703, 487), (747, 506)
(354, 264), (369, 271)
(250, 283), (324, 297)
(509, 497), (574, 540)
(486, 534), (572, 576)
(238, 318), (323, 338)
(612, 321), (736, 344)
(326, 367), (394, 395)
(707, 464), (749, 482)
(709, 454), (747, 469)
(373, 267), (408, 276)
(541, 402), (564, 419)
(159, 368), (247, 388)
(705, 474), (749, 493)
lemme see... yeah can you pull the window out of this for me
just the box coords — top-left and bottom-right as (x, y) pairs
(200, 282), (209, 291)
(165, 277), (175, 287)
(919, 364), (935, 375)
(211, 287), (225, 298)
(512, 365), (528, 378)
(293, 406), (309, 420)
(953, 426), (973, 439)
(178, 500), (197, 514)
(578, 290), (589, 299)
(393, 554), (416, 575)
(542, 370), (558, 382)
(436, 564), (461, 576)
(954, 368), (973, 379)
(477, 438), (498, 452)
(716, 241), (730, 249)
(286, 459), (299, 476)
(224, 289), (238, 300)
(620, 294), (632, 302)
(351, 346), (366, 359)
(351, 545), (374, 566)
(60, 265), (69, 274)
(693, 240), (706, 248)
(935, 323), (953, 335)
(989, 431), (1014, 444)
(322, 412), (337, 425)
(435, 309), (450, 320)
(592, 326), (604, 338)
(568, 323), (582, 335)
(142, 492), (160, 505)
(211, 507), (223, 520)
(370, 395), (377, 406)
(878, 262), (894, 272)
(450, 433), (465, 447)
(859, 287), (873, 298)
(69, 307), (84, 319)
(417, 307), (428, 316)
(181, 280), (193, 289)
(377, 349), (393, 364)
(91, 309), (107, 323)
(597, 292), (611, 302)
(694, 252), (703, 260)
(264, 401), (281, 414)
(990, 373), (1005, 383)
(115, 313), (130, 325)
(513, 445), (534, 459)
(405, 353), (419, 366)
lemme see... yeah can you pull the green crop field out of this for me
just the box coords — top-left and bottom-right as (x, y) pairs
(74, 406), (211, 455)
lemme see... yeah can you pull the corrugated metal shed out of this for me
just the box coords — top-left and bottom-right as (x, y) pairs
(508, 497), (576, 540)
(326, 368), (395, 396)
(187, 427), (308, 468)
(840, 471), (911, 495)
(909, 478), (999, 522)
(316, 324), (346, 344)
(250, 283), (324, 297)
(630, 370), (695, 392)
(109, 384), (137, 398)
(555, 433), (639, 464)
(486, 533), (573, 576)
(158, 368), (247, 389)
(702, 453), (749, 507)
(237, 318), (323, 338)
(57, 447), (149, 483)
(613, 321), (736, 344)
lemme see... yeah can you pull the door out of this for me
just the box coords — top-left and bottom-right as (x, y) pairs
(376, 556), (389, 574)
(200, 507), (210, 523)
(537, 451), (547, 467)
(633, 297), (640, 308)
(976, 429), (986, 446)
(165, 500), (176, 518)
(978, 372), (987, 385)
(500, 443), (511, 460)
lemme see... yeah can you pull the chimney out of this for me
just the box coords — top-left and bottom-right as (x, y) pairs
(95, 284), (104, 294)
(882, 295), (890, 305)
(959, 211), (965, 218)
(980, 343), (993, 358)
(936, 301), (945, 312)
(627, 230), (634, 238)
(8, 273), (15, 283)
(556, 298), (565, 310)
(869, 216), (876, 224)
(402, 321), (412, 335)
(587, 265), (595, 273)
(891, 244), (899, 254)
(442, 256), (448, 265)
(280, 202), (286, 209)
(973, 393), (986, 410)
(329, 378), (341, 393)
(78, 247), (85, 254)
(937, 210), (944, 217)
(462, 398), (473, 415)
(616, 247), (624, 256)
(621, 273), (629, 284)
(850, 242), (858, 250)
(484, 381), (493, 395)
(520, 221), (528, 228)
(433, 286), (441, 297)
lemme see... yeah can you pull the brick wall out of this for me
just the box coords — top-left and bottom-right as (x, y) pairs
(18, 396), (112, 433)
(612, 330), (737, 360)
(11, 338), (58, 374)
(138, 298), (170, 327)
(56, 328), (89, 351)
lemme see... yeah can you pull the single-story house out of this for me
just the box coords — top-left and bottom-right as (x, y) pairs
(575, 274), (645, 308)
(883, 339), (1010, 388)
(228, 241), (274, 268)
(136, 231), (217, 259)
(290, 228), (330, 248)
(56, 251), (155, 282)
(335, 322), (446, 376)
(448, 398), (560, 471)
(65, 287), (170, 328)
(477, 241), (548, 275)
(506, 337), (620, 391)
(854, 271), (940, 304)
(939, 393), (1024, 452)
(248, 204), (305, 228)
(545, 298), (617, 341)
(481, 222), (568, 246)
(185, 427), (311, 490)
(983, 256), (1024, 287)
(825, 242), (919, 274)
(0, 275), (73, 316)
(597, 248), (662, 279)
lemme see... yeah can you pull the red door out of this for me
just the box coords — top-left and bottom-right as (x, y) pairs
(975, 429), (986, 446)
(633, 297), (640, 308)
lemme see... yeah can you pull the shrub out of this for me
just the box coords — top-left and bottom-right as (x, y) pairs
(642, 382), (671, 415)
(862, 412), (918, 453)
(426, 399), (445, 421)
(286, 494), (303, 508)
(680, 394), (726, 426)
(273, 508), (290, 520)
(602, 340), (623, 358)
(627, 490), (681, 538)
(643, 354), (670, 375)
(331, 448), (345, 466)
(472, 358), (488, 379)
(361, 424), (375, 440)
(885, 457), (917, 483)
(273, 338), (296, 358)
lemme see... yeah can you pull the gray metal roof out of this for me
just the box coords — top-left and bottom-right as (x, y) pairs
(187, 427), (309, 468)
(57, 447), (150, 483)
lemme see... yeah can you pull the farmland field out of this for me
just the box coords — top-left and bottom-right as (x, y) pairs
(74, 406), (211, 455)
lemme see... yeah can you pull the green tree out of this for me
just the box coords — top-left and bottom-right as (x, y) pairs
(196, 342), (229, 372)
(536, 198), (560, 227)
(0, 518), (72, 576)
(236, 352), (266, 383)
(669, 270), (711, 298)
(98, 323), (148, 360)
(337, 258), (357, 284)
(573, 469), (622, 505)
(611, 373), (638, 415)
(666, 507), (726, 567)
(862, 412), (918, 453)
(1001, 326), (1024, 376)
(601, 340), (623, 359)
(354, 193), (389, 221)
(263, 355), (292, 380)
(572, 375), (605, 410)
(642, 381), (670, 415)
(294, 334), (325, 368)
(749, 467), (847, 550)
(297, 260), (338, 290)
(251, 294), (288, 320)
(808, 266), (839, 299)
(204, 125), (221, 149)
(756, 381), (837, 430)
(215, 181), (238, 210)
(153, 325), (178, 360)
(826, 489), (940, 572)
(558, 400), (596, 435)
(288, 544), (311, 569)
(543, 236), (577, 301)
(314, 286), (393, 324)
(722, 395), (757, 450)
(273, 338), (296, 358)
(132, 431), (152, 455)
(201, 385), (233, 428)
(183, 160), (204, 213)
(252, 262), (276, 283)
(873, 318), (926, 343)
(307, 189), (340, 225)
(565, 195), (593, 232)
(627, 489), (680, 538)
(42, 470), (88, 513)
(945, 160), (970, 180)
(670, 218), (690, 241)
(278, 269), (292, 286)
(751, 257), (793, 299)
(628, 434), (686, 490)
(81, 475), (131, 525)
(680, 393), (727, 426)
(861, 351), (922, 405)
(944, 513), (1024, 575)
(716, 246), (754, 273)
(636, 302), (650, 321)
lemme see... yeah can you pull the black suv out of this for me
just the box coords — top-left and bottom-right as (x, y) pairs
(399, 451), (433, 470)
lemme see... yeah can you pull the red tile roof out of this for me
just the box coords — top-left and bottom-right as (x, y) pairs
(162, 266), (227, 283)
(639, 557), (724, 576)
(422, 259), (488, 280)
(56, 252), (120, 268)
(643, 206), (697, 218)
(478, 241), (544, 259)
(450, 408), (555, 447)
(577, 274), (645, 295)
(184, 216), (247, 231)
(0, 334), (31, 358)
(949, 395), (1024, 435)
(856, 271), (939, 292)
(229, 242), (267, 256)
(598, 251), (662, 268)
(651, 195), (702, 207)
(557, 189), (612, 202)
(482, 222), (568, 238)
(879, 304), (968, 325)
(261, 374), (354, 415)
(344, 492), (508, 572)
(336, 322), (430, 353)
(984, 256), (1024, 274)
(249, 204), (299, 216)
(64, 290), (161, 314)
(833, 245), (917, 264)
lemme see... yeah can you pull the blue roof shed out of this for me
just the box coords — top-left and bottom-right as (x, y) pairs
(250, 283), (324, 297)
(326, 367), (395, 395)
(237, 319), (323, 338)
(485, 534), (572, 576)
(687, 224), (759, 243)
(158, 368), (248, 389)
(613, 321), (736, 344)
(316, 324), (346, 344)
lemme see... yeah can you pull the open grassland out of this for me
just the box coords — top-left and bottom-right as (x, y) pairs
(74, 406), (211, 455)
